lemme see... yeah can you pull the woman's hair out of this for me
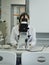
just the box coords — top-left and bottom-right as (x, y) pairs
(19, 12), (29, 22)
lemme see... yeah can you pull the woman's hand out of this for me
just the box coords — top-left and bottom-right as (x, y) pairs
(12, 44), (18, 48)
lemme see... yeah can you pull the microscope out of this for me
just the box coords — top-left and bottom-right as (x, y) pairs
(16, 21), (29, 65)
(17, 21), (29, 49)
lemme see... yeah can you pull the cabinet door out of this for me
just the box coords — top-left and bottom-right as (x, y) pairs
(11, 5), (26, 30)
(0, 51), (16, 65)
(22, 52), (49, 65)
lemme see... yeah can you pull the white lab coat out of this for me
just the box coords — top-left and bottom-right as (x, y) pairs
(10, 24), (36, 46)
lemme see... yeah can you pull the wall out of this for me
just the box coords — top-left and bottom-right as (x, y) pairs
(1, 0), (25, 43)
(0, 0), (1, 19)
(29, 0), (49, 33)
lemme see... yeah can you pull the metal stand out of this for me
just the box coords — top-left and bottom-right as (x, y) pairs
(16, 53), (22, 65)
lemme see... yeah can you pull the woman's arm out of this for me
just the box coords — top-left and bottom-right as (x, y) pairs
(28, 26), (36, 46)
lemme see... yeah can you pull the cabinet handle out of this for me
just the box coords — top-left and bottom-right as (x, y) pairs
(0, 56), (3, 61)
(37, 56), (46, 63)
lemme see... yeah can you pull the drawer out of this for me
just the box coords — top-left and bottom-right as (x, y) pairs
(0, 51), (16, 65)
(22, 52), (49, 65)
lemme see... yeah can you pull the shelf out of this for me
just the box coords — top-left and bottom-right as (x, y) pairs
(13, 14), (20, 16)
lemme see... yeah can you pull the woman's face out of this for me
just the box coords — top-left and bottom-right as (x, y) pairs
(20, 15), (29, 22)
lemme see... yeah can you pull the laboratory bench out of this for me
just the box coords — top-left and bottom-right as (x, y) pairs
(0, 45), (49, 65)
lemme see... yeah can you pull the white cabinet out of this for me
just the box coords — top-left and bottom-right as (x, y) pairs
(0, 51), (16, 65)
(22, 52), (49, 65)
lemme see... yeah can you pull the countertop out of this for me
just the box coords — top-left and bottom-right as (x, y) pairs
(0, 45), (49, 53)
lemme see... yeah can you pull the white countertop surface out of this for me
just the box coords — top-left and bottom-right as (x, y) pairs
(0, 45), (49, 53)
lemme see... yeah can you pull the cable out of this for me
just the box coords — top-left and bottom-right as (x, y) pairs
(25, 46), (45, 52)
